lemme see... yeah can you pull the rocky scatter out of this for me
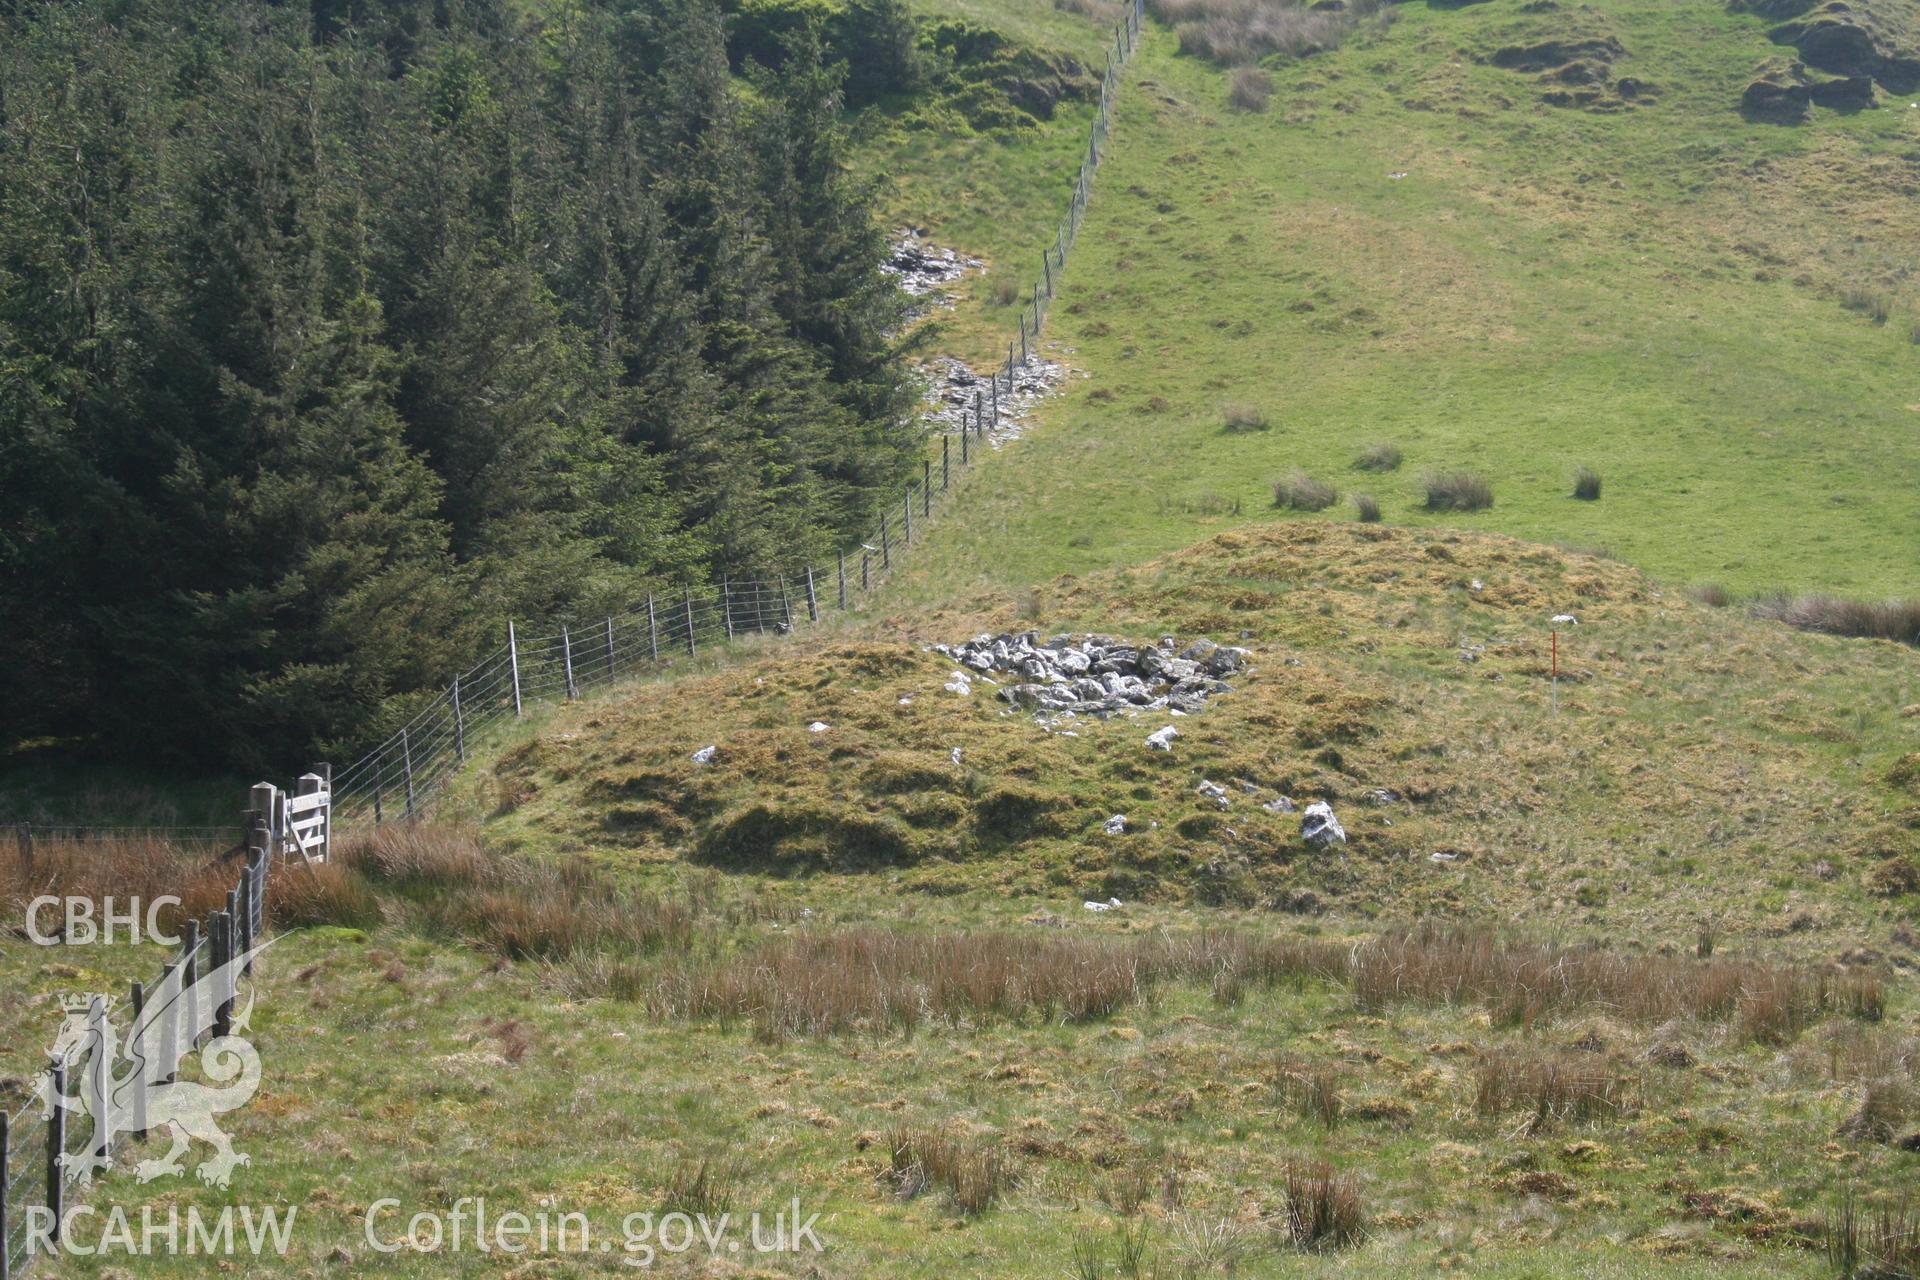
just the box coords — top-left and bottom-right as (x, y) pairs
(1733, 0), (1916, 120)
(932, 632), (1249, 720)
(884, 230), (981, 300)
(920, 354), (1067, 448)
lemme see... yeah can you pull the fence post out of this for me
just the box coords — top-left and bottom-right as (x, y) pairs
(236, 847), (254, 976)
(861, 548), (870, 592)
(1043, 249), (1052, 298)
(211, 910), (232, 1040)
(451, 676), (465, 762)
(923, 461), (932, 517)
(15, 821), (30, 873)
(647, 596), (659, 664)
(721, 579), (735, 641)
(561, 627), (577, 700)
(249, 782), (277, 860)
(1020, 312), (1029, 364)
(880, 514), (890, 571)
(604, 617), (617, 680)
(903, 488), (912, 545)
(508, 620), (523, 718)
(962, 424), (970, 466)
(45, 1055), (65, 1247)
(683, 591), (697, 657)
(837, 552), (848, 608)
(942, 435), (950, 489)
(400, 727), (415, 821)
(181, 920), (199, 1053)
(804, 569), (818, 623)
(128, 980), (147, 1141)
(308, 767), (331, 863)
(88, 996), (110, 1169)
(778, 579), (793, 631)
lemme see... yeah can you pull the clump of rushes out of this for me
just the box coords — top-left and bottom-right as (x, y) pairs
(1352, 493), (1381, 522)
(1572, 466), (1602, 500)
(1228, 66), (1272, 112)
(1273, 470), (1337, 511)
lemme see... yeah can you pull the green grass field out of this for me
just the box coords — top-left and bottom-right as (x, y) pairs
(891, 0), (1920, 601)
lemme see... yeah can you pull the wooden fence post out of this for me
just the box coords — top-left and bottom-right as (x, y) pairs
(962, 424), (970, 465)
(181, 920), (199, 1053)
(721, 579), (734, 641)
(779, 579), (793, 631)
(129, 980), (147, 1141)
(88, 996), (110, 1168)
(313, 766), (332, 863)
(647, 596), (659, 664)
(1, 1109), (10, 1280)
(880, 514), (890, 571)
(210, 911), (232, 1040)
(604, 617), (617, 680)
(400, 728), (415, 820)
(804, 569), (818, 623)
(451, 676), (465, 762)
(903, 488), (912, 545)
(861, 548), (870, 592)
(561, 626), (577, 700)
(942, 435), (950, 490)
(249, 782), (277, 860)
(923, 461), (932, 517)
(683, 591), (697, 657)
(15, 821), (30, 873)
(1043, 249), (1052, 298)
(46, 1056), (65, 1247)
(508, 620), (523, 718)
(837, 553), (847, 609)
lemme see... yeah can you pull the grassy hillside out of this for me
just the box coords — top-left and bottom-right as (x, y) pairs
(7, 529), (1917, 1278)
(887, 0), (1920, 598)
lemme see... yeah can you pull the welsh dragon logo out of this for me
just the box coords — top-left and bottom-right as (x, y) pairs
(38, 939), (271, 1188)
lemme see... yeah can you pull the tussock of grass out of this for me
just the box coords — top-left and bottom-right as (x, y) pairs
(1474, 1050), (1631, 1127)
(1281, 1159), (1366, 1251)
(888, 1125), (1009, 1213)
(1751, 593), (1920, 646)
(1227, 66), (1272, 111)
(1150, 0), (1384, 64)
(1353, 442), (1402, 472)
(1573, 465), (1602, 501)
(1420, 469), (1493, 512)
(1220, 402), (1269, 433)
(1273, 469), (1338, 511)
(1351, 492), (1382, 522)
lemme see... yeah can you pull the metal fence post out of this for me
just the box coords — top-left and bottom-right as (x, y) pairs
(562, 627), (577, 700)
(804, 569), (818, 623)
(508, 620), (523, 718)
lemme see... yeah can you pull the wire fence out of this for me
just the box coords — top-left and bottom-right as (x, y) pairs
(326, 0), (1148, 832)
(3, 814), (269, 1277)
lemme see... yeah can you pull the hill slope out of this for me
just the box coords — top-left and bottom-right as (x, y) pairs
(888, 0), (1920, 598)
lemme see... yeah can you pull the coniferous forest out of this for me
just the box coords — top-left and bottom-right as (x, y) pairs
(0, 0), (925, 770)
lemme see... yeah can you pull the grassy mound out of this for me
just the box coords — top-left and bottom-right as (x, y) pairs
(470, 524), (1920, 947)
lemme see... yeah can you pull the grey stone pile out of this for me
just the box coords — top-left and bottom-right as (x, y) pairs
(883, 232), (981, 298)
(931, 632), (1249, 721)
